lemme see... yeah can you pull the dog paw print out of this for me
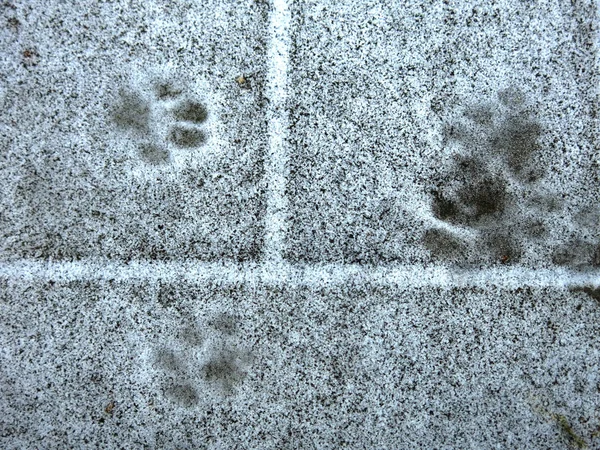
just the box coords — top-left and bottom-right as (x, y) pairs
(152, 313), (251, 407)
(424, 87), (545, 265)
(110, 77), (209, 166)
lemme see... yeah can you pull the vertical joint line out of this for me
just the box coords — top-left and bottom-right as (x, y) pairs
(264, 0), (291, 265)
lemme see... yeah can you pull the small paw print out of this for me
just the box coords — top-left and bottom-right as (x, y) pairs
(153, 81), (209, 149)
(152, 312), (251, 407)
(153, 81), (183, 100)
(168, 125), (206, 148)
(111, 90), (150, 133)
(110, 75), (210, 166)
(171, 99), (208, 124)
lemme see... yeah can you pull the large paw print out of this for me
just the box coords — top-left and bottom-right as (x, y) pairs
(110, 76), (209, 165)
(153, 312), (251, 407)
(426, 87), (600, 268)
(424, 87), (545, 265)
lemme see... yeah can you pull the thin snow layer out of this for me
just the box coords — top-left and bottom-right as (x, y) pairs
(0, 0), (599, 448)
(1, 279), (600, 449)
(0, 0), (269, 262)
(285, 0), (599, 268)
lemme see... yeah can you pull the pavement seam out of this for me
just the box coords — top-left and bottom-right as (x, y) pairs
(263, 0), (292, 264)
(0, 260), (598, 289)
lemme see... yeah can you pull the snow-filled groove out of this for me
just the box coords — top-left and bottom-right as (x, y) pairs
(263, 0), (292, 263)
(0, 260), (598, 289)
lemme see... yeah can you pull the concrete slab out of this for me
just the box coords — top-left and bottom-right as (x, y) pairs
(0, 0), (269, 261)
(0, 0), (599, 448)
(285, 1), (599, 267)
(1, 278), (599, 448)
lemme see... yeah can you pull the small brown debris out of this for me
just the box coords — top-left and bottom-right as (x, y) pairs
(235, 75), (251, 89)
(553, 414), (587, 449)
(22, 48), (39, 67)
(104, 400), (115, 415)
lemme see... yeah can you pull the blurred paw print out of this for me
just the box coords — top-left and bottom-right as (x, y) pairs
(110, 76), (209, 166)
(426, 87), (600, 269)
(424, 87), (546, 265)
(153, 312), (252, 407)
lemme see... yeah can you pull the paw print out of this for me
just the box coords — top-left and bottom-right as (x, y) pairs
(110, 75), (210, 166)
(425, 87), (545, 265)
(152, 312), (251, 407)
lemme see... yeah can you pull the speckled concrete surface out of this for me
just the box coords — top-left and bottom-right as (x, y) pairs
(1, 279), (600, 448)
(0, 0), (268, 261)
(286, 1), (599, 266)
(1, 0), (599, 449)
